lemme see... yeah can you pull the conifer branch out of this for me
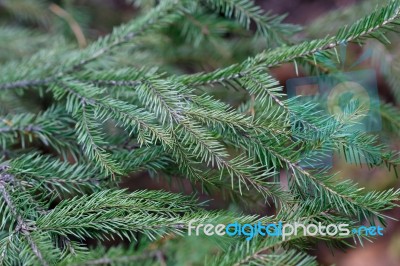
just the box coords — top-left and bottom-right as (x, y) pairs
(0, 0), (399, 264)
(0, 171), (48, 266)
(180, 1), (400, 86)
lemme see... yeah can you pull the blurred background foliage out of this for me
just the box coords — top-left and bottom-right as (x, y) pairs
(1, 0), (400, 265)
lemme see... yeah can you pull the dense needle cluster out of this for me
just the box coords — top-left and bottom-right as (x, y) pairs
(0, 0), (400, 265)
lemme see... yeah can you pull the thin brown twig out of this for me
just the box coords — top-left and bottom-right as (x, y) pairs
(49, 4), (87, 49)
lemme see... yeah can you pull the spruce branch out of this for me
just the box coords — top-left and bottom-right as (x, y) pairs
(70, 250), (161, 266)
(0, 0), (399, 264)
(8, 153), (104, 196)
(0, 107), (78, 158)
(0, 0), (182, 91)
(0, 171), (48, 266)
(209, 235), (317, 266)
(75, 104), (123, 177)
(180, 0), (400, 86)
(203, 0), (301, 44)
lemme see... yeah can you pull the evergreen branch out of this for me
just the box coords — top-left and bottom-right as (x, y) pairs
(0, 107), (78, 158)
(0, 0), (182, 91)
(59, 243), (162, 266)
(167, 131), (209, 182)
(0, 0), (399, 264)
(35, 189), (203, 241)
(109, 77), (285, 199)
(287, 161), (400, 222)
(71, 250), (161, 266)
(0, 172), (48, 266)
(61, 0), (181, 73)
(203, 0), (300, 44)
(0, 79), (52, 91)
(236, 130), (400, 222)
(209, 235), (317, 266)
(8, 153), (104, 195)
(174, 117), (286, 200)
(95, 97), (174, 147)
(75, 105), (123, 177)
(138, 79), (185, 124)
(180, 0), (400, 86)
(301, 102), (400, 174)
(238, 72), (323, 134)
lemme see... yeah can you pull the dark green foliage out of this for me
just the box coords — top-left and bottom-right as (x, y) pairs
(0, 0), (400, 265)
